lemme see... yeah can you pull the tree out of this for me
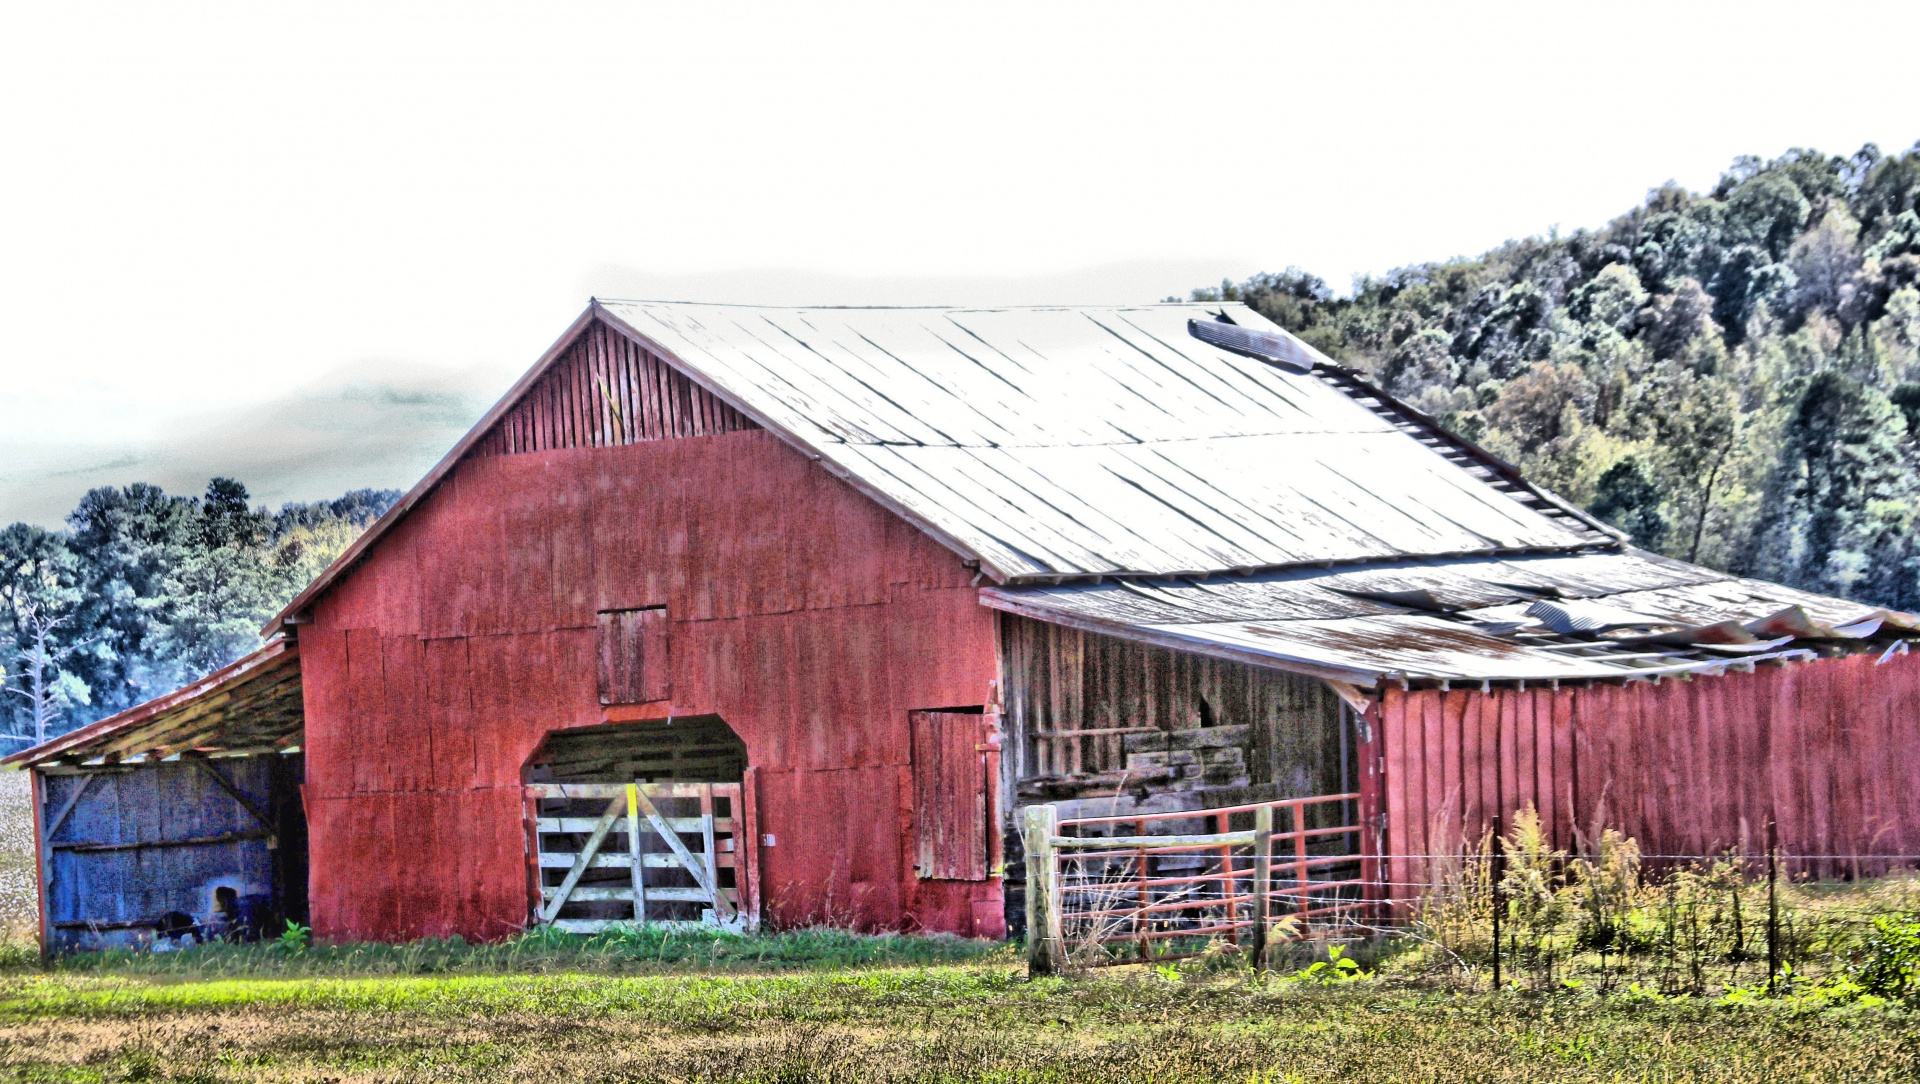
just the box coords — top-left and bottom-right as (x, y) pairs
(1639, 370), (1743, 563)
(1743, 369), (1916, 598)
(0, 524), (94, 749)
(1185, 142), (1920, 609)
(64, 482), (197, 712)
(1787, 207), (1865, 327)
(152, 480), (287, 678)
(1589, 458), (1666, 549)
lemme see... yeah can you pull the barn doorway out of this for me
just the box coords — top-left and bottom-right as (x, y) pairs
(523, 716), (758, 931)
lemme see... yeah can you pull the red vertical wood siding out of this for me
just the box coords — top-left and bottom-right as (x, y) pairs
(469, 321), (756, 457)
(1378, 651), (1920, 896)
(301, 416), (999, 941)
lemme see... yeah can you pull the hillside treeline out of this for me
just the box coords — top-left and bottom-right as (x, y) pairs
(1192, 143), (1920, 611)
(0, 482), (398, 751)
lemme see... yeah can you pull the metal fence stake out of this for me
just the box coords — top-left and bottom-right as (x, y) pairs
(1767, 817), (1780, 996)
(1491, 812), (1504, 990)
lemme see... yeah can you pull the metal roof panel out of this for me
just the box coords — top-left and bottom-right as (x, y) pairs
(601, 300), (1607, 578)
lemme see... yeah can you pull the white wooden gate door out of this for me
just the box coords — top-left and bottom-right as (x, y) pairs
(526, 781), (754, 932)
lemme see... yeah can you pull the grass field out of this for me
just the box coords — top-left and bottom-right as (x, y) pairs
(0, 930), (1916, 1083)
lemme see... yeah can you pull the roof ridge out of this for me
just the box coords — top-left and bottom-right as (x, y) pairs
(595, 298), (1238, 312)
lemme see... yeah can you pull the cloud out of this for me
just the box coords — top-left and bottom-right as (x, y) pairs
(0, 259), (1253, 528)
(0, 360), (502, 527)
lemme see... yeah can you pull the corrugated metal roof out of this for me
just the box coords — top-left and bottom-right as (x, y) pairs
(980, 551), (1920, 686)
(596, 301), (1615, 580)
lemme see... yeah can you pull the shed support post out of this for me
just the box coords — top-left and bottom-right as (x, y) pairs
(1024, 804), (1059, 975)
(1251, 803), (1273, 973)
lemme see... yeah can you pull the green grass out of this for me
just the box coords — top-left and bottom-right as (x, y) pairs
(0, 932), (1917, 1082)
(49, 923), (1005, 980)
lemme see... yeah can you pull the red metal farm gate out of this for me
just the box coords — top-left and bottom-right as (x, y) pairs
(1023, 792), (1369, 971)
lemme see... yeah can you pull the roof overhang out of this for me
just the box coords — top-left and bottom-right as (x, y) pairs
(980, 551), (1920, 689)
(3, 638), (303, 770)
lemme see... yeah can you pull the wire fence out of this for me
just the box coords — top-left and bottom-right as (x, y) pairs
(1023, 798), (1920, 995)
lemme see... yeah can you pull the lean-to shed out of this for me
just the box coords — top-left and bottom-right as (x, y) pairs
(11, 300), (1920, 945)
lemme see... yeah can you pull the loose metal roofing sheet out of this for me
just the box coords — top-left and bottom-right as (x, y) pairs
(594, 301), (1613, 581)
(980, 551), (1919, 686)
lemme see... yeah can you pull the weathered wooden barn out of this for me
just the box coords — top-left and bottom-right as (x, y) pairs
(12, 300), (1920, 949)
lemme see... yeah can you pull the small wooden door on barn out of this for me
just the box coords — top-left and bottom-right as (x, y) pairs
(910, 710), (998, 881)
(522, 717), (759, 931)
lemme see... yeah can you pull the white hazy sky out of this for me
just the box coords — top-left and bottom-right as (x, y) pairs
(3, 0), (1917, 525)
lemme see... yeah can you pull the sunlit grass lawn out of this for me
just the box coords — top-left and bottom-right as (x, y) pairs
(0, 930), (1915, 1083)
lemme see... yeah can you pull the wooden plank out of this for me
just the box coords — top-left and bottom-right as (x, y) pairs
(548, 917), (739, 934)
(739, 767), (762, 929)
(40, 773), (93, 843)
(1412, 691), (1438, 873)
(626, 783), (647, 922)
(700, 786), (719, 919)
(525, 782), (723, 799)
(54, 828), (272, 854)
(543, 885), (727, 903)
(537, 850), (732, 870)
(183, 757), (278, 837)
(543, 885), (625, 903)
(31, 771), (51, 953)
(1437, 691), (1464, 855)
(629, 786), (718, 903)
(1549, 688), (1575, 851)
(537, 796), (624, 924)
(538, 816), (733, 834)
(1380, 688), (1410, 904)
(1513, 690), (1537, 824)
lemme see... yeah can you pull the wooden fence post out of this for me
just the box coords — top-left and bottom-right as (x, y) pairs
(1251, 803), (1273, 973)
(1024, 804), (1059, 975)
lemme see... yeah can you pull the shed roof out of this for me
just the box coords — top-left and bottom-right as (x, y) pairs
(2, 638), (302, 769)
(982, 550), (1920, 687)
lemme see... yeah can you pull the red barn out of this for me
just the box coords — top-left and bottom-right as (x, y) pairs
(12, 300), (1920, 950)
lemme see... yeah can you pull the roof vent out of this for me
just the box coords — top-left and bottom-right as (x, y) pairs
(1188, 319), (1317, 373)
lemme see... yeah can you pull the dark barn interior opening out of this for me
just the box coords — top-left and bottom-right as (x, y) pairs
(38, 753), (309, 953)
(997, 614), (1364, 935)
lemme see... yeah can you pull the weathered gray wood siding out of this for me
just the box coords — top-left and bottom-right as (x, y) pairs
(998, 614), (1348, 819)
(38, 754), (306, 951)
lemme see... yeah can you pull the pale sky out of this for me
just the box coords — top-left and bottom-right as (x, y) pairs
(3, 1), (1917, 526)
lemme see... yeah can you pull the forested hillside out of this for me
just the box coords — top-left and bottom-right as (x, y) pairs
(1190, 143), (1920, 611)
(0, 482), (398, 751)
